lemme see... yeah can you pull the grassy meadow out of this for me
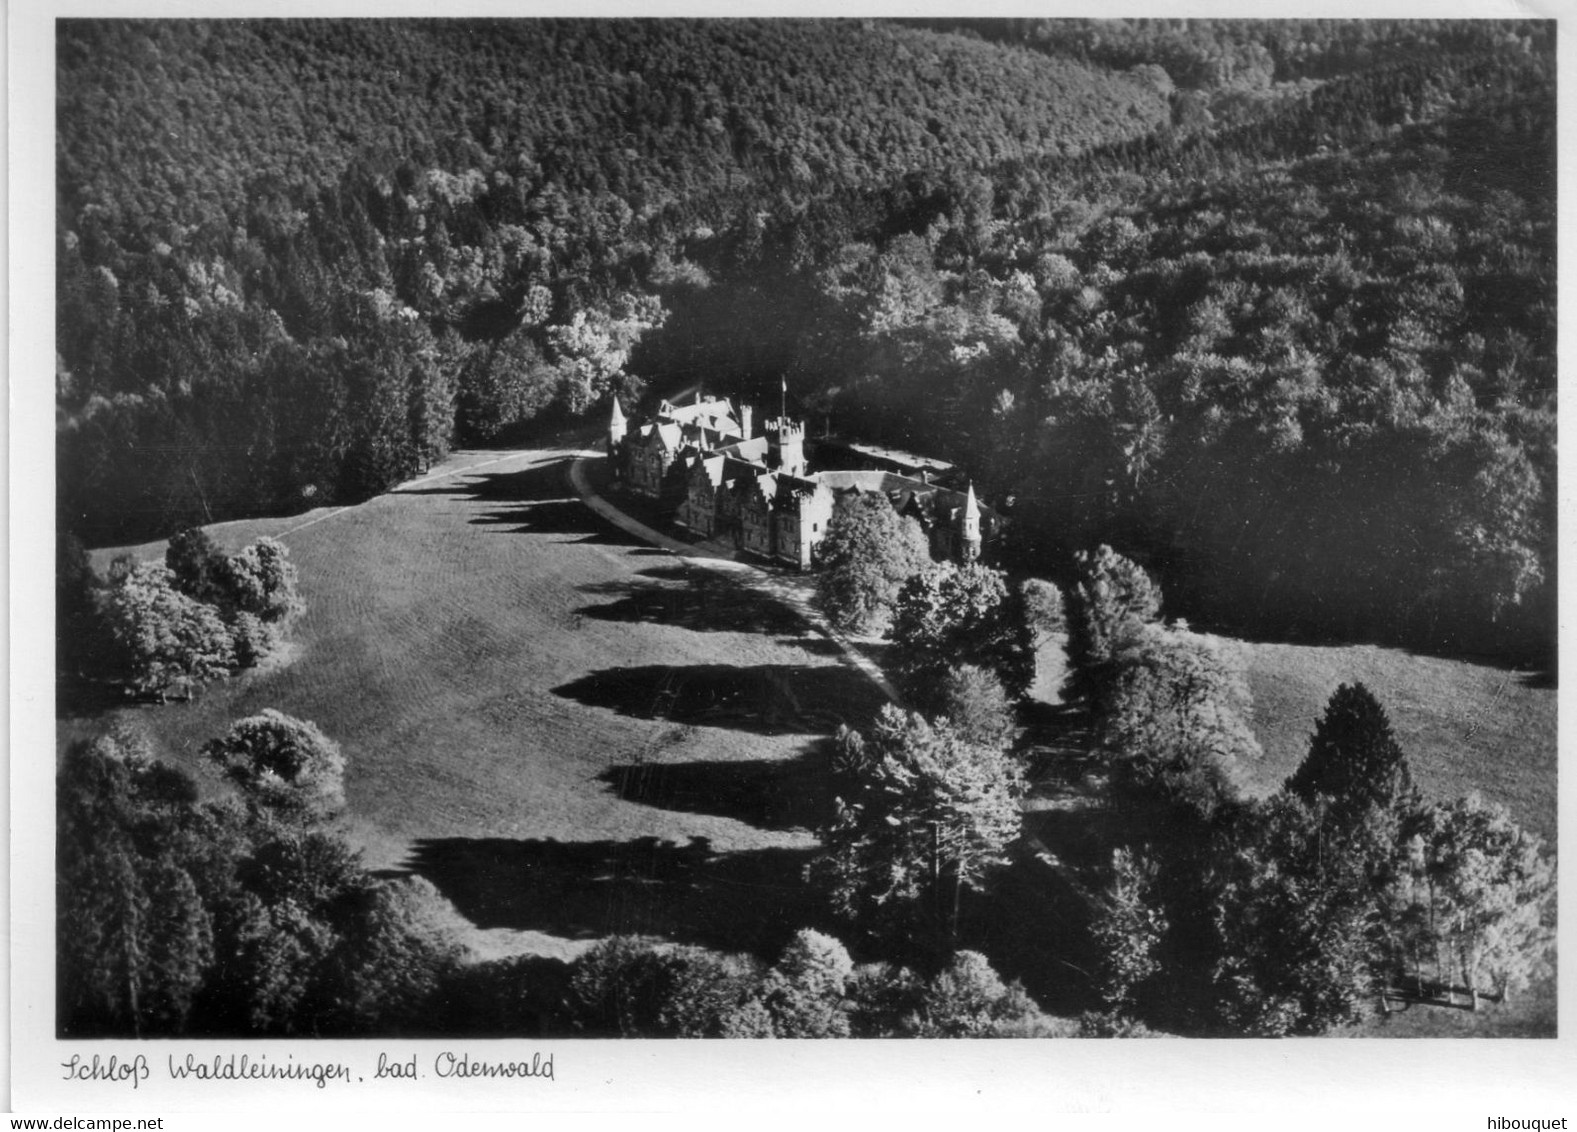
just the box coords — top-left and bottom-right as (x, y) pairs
(65, 436), (1556, 1030)
(1225, 638), (1557, 848)
(68, 434), (885, 962)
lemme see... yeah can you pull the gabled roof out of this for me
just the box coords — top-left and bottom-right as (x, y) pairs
(684, 451), (727, 489)
(659, 396), (743, 438)
(748, 472), (779, 504)
(815, 469), (1000, 528)
(715, 435), (770, 464)
(633, 420), (684, 453)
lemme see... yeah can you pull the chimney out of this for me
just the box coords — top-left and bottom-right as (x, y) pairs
(741, 403), (754, 440)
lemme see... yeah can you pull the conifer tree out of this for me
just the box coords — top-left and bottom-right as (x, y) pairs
(1286, 682), (1414, 818)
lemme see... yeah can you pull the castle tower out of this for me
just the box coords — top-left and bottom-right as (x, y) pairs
(740, 403), (754, 441)
(608, 396), (627, 472)
(960, 482), (982, 561)
(766, 417), (807, 478)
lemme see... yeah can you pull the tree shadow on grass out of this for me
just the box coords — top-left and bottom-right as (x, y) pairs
(394, 835), (826, 959)
(553, 663), (885, 736)
(1521, 666), (1557, 691)
(395, 459), (645, 548)
(598, 744), (832, 833)
(577, 564), (812, 636)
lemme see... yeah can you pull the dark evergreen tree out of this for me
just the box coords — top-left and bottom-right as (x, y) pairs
(1286, 682), (1415, 819)
(165, 526), (225, 604)
(1064, 545), (1162, 704)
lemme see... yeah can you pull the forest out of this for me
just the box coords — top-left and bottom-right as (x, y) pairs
(57, 18), (1554, 663)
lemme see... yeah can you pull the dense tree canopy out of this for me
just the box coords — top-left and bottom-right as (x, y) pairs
(81, 532), (304, 700)
(1064, 545), (1164, 704)
(99, 563), (236, 699)
(1094, 624), (1261, 818)
(888, 562), (1036, 701)
(58, 722), (462, 1037)
(58, 19), (1554, 668)
(1090, 681), (1556, 1036)
(813, 705), (1024, 957)
(56, 19), (1165, 543)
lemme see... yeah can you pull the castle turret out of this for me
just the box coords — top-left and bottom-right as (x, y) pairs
(766, 417), (807, 478)
(740, 403), (754, 442)
(608, 396), (627, 471)
(960, 482), (982, 561)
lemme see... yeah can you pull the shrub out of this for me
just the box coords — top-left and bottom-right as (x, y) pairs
(204, 710), (347, 825)
(757, 929), (854, 1038)
(566, 937), (760, 1037)
(914, 950), (1052, 1038)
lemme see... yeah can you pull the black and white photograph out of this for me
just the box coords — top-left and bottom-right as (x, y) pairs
(11, 3), (1574, 1122)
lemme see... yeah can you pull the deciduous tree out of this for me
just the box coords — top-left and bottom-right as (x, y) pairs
(889, 561), (1035, 700)
(1096, 624), (1260, 817)
(100, 563), (236, 699)
(812, 706), (1024, 953)
(1090, 848), (1167, 1012)
(1206, 794), (1385, 1035)
(756, 929), (854, 1038)
(166, 526), (226, 604)
(914, 950), (1052, 1037)
(1400, 793), (1555, 1008)
(938, 664), (1017, 749)
(814, 491), (930, 634)
(57, 737), (217, 1037)
(218, 536), (303, 625)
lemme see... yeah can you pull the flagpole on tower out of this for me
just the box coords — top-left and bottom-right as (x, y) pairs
(780, 375), (787, 420)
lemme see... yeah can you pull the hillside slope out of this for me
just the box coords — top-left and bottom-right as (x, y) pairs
(58, 19), (1167, 237)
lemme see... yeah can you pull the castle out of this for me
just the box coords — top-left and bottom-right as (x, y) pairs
(607, 394), (998, 571)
